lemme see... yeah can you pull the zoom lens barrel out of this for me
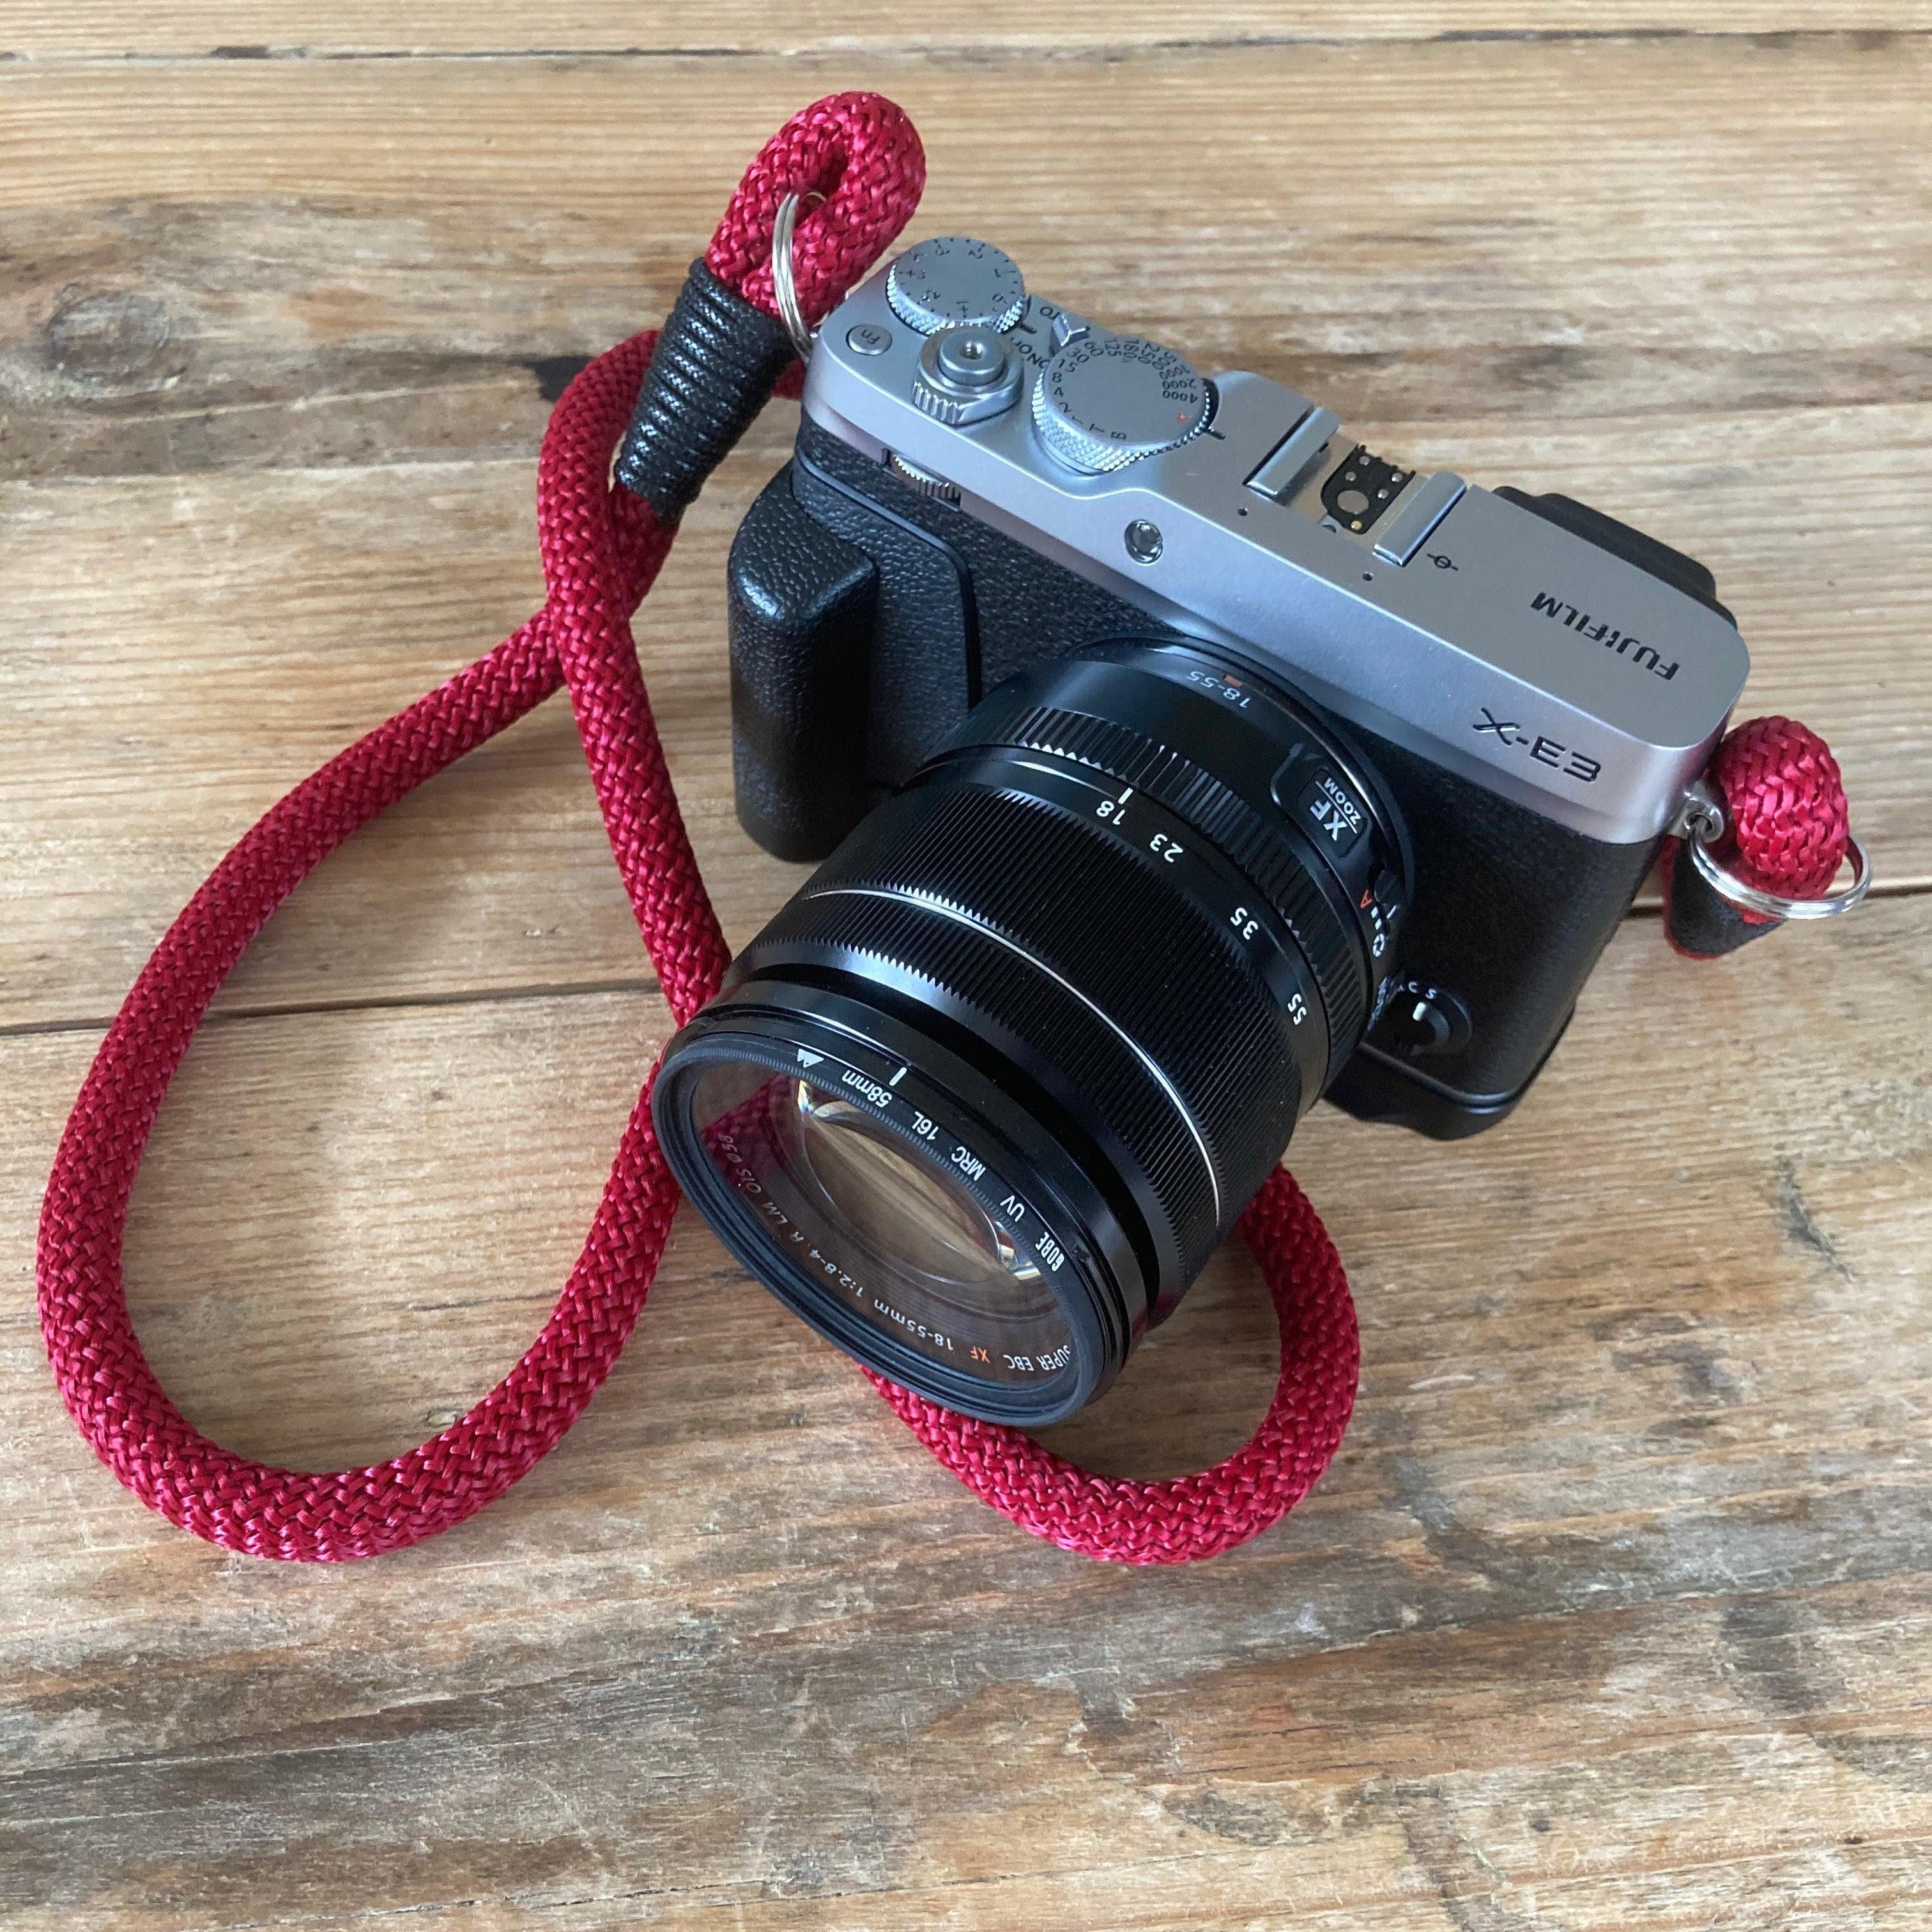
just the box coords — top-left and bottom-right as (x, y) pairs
(654, 641), (1409, 1423)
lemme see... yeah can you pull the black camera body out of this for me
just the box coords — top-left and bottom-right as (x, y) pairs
(646, 236), (1758, 1424)
(725, 238), (1749, 1137)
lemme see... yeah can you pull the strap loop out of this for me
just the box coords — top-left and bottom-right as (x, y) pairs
(35, 93), (1363, 1565)
(1664, 714), (1859, 958)
(1687, 824), (1871, 922)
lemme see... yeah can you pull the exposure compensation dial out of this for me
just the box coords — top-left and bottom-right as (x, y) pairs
(886, 237), (1027, 335)
(1031, 333), (1211, 475)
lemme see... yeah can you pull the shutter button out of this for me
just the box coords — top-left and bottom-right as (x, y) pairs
(912, 325), (1023, 427)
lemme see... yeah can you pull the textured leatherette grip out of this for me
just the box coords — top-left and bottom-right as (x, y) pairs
(790, 418), (1161, 779)
(615, 261), (797, 520)
(727, 468), (880, 860)
(1341, 724), (1658, 1110)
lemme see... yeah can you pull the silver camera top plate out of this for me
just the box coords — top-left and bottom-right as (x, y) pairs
(801, 241), (1751, 847)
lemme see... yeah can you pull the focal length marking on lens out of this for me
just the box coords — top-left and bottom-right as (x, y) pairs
(974, 751), (1330, 1054)
(1075, 790), (1322, 1040)
(710, 1037), (1078, 1378)
(802, 883), (1223, 1225)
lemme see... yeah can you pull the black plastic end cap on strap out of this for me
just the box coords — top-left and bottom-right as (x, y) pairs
(1663, 845), (1774, 958)
(615, 261), (798, 522)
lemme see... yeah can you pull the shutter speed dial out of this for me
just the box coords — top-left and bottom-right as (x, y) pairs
(1032, 334), (1211, 475)
(887, 238), (1027, 335)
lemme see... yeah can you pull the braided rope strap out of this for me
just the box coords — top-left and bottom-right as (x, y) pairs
(1661, 716), (1851, 957)
(35, 339), (683, 1560)
(33, 93), (1358, 1565)
(37, 93), (1852, 1566)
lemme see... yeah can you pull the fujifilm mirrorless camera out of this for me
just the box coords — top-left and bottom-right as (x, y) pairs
(652, 236), (1751, 1425)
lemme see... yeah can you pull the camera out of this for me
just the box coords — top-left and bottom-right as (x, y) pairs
(652, 236), (1750, 1425)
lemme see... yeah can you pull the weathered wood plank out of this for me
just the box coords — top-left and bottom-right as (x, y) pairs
(3, 31), (1927, 1030)
(3, 21), (1926, 1929)
(6, 38), (1929, 463)
(0, 444), (806, 1031)
(2, 897), (1926, 1926)
(4, 2), (1928, 63)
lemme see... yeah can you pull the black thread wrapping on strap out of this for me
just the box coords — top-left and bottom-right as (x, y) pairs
(614, 261), (799, 521)
(1664, 847), (1772, 956)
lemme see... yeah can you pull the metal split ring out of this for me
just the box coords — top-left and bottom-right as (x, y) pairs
(770, 191), (824, 363)
(1687, 820), (1873, 921)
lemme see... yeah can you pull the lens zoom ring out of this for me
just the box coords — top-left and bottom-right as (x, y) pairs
(750, 785), (1303, 1275)
(827, 788), (1300, 1177)
(990, 703), (1365, 1075)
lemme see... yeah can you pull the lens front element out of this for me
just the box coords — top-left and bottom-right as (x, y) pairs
(790, 1084), (1045, 1300)
(680, 1047), (1084, 1402)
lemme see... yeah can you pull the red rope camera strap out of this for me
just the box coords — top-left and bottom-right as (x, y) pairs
(34, 95), (1850, 1565)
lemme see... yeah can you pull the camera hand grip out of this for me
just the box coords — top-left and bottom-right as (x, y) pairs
(728, 465), (880, 861)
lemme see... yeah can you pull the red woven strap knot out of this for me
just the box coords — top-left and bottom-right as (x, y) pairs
(1708, 714), (1850, 909)
(1662, 712), (1856, 956)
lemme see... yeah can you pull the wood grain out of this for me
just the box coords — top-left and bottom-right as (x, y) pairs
(3, 901), (1928, 1926)
(4, 29), (1929, 1033)
(6, 3), (1930, 62)
(3, 12), (1928, 1929)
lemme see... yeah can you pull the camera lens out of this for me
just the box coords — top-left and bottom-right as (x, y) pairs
(683, 1062), (1072, 1387)
(654, 641), (1407, 1423)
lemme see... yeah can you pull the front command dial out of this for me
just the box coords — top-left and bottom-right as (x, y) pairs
(1031, 334), (1211, 474)
(886, 238), (1027, 335)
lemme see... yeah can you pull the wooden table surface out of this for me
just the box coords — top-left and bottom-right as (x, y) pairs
(4, 8), (1929, 1927)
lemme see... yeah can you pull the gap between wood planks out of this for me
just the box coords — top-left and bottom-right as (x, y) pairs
(3, 24), (1930, 70)
(0, 974), (666, 1042)
(6, 887), (1925, 1045)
